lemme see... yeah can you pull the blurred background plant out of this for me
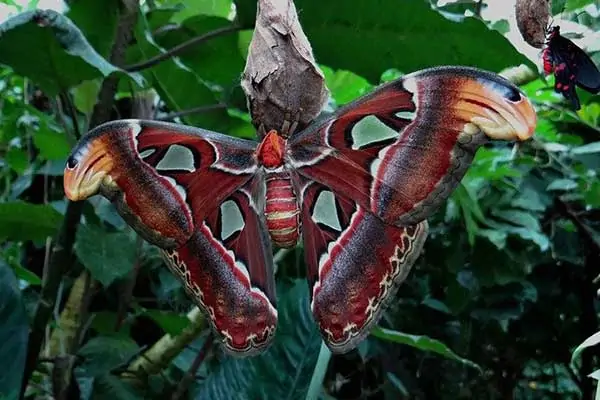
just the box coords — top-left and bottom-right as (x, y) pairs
(0, 0), (599, 399)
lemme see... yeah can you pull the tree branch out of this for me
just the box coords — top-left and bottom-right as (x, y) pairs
(124, 25), (241, 72)
(157, 103), (227, 121)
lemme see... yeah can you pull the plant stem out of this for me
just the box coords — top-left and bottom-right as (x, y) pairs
(158, 103), (227, 121)
(124, 25), (241, 72)
(170, 333), (213, 400)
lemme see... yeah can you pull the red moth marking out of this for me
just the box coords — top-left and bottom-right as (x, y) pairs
(264, 172), (301, 248)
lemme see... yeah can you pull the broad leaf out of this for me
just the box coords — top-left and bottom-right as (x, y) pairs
(0, 201), (63, 241)
(234, 0), (532, 82)
(370, 327), (481, 372)
(78, 336), (140, 377)
(0, 9), (141, 94)
(0, 261), (28, 399)
(65, 0), (120, 58)
(127, 12), (247, 133)
(74, 225), (136, 287)
(196, 279), (321, 399)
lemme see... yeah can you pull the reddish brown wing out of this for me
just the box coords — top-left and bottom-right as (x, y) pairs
(288, 67), (537, 228)
(162, 175), (277, 356)
(64, 119), (259, 249)
(64, 120), (277, 356)
(293, 174), (428, 352)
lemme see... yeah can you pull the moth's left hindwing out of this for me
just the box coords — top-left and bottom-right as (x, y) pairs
(162, 174), (278, 356)
(295, 174), (428, 352)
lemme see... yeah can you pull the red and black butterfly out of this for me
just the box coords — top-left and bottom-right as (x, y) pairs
(63, 66), (536, 356)
(543, 25), (600, 110)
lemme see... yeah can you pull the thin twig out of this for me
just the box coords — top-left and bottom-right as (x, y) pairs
(124, 25), (242, 72)
(157, 103), (227, 121)
(170, 333), (213, 400)
(59, 92), (83, 140)
(115, 236), (144, 331)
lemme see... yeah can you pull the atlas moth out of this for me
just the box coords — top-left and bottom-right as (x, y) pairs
(64, 66), (537, 356)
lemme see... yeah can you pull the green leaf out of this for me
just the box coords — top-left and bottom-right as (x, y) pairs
(197, 279), (321, 399)
(0, 201), (63, 241)
(235, 0), (532, 82)
(546, 178), (578, 191)
(0, 260), (28, 399)
(78, 336), (140, 377)
(168, 0), (233, 22)
(0, 9), (142, 94)
(565, 0), (596, 11)
(33, 125), (73, 160)
(74, 225), (136, 287)
(90, 374), (144, 399)
(571, 142), (600, 155)
(491, 209), (541, 232)
(370, 327), (481, 372)
(5, 147), (28, 174)
(571, 331), (600, 367)
(72, 79), (101, 115)
(143, 309), (190, 336)
(151, 15), (244, 88)
(321, 66), (373, 105)
(65, 0), (120, 58)
(127, 12), (242, 132)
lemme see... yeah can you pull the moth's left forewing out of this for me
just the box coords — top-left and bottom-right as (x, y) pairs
(294, 174), (428, 353)
(288, 67), (536, 228)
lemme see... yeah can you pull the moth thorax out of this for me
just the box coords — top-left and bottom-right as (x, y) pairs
(257, 130), (286, 168)
(264, 172), (301, 248)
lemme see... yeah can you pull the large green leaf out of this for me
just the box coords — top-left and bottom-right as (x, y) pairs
(0, 9), (141, 94)
(127, 12), (248, 133)
(78, 336), (140, 377)
(74, 225), (137, 287)
(196, 279), (321, 399)
(371, 327), (481, 371)
(0, 260), (29, 399)
(0, 201), (63, 241)
(65, 0), (120, 58)
(235, 0), (532, 82)
(151, 15), (245, 88)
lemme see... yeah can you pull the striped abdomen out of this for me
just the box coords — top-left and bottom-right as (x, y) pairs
(265, 172), (301, 248)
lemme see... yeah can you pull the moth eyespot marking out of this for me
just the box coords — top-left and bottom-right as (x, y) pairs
(311, 190), (342, 231)
(219, 200), (245, 241)
(350, 115), (400, 150)
(139, 148), (156, 159)
(156, 144), (196, 172)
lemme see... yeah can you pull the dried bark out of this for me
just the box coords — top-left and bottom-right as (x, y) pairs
(241, 0), (329, 137)
(515, 0), (551, 48)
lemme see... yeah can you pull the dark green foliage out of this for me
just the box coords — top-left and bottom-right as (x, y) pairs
(0, 0), (599, 399)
